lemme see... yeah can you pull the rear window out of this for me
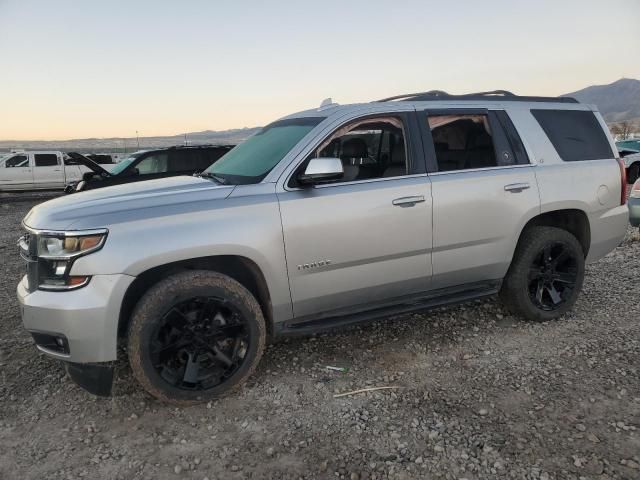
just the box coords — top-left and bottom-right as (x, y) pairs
(34, 154), (59, 167)
(531, 109), (613, 162)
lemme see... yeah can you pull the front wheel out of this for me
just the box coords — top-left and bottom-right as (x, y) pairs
(128, 271), (266, 405)
(500, 226), (585, 322)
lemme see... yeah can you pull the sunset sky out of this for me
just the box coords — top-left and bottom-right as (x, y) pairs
(1, 0), (639, 140)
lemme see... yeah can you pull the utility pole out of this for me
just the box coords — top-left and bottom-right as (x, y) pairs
(136, 130), (140, 149)
(184, 133), (188, 146)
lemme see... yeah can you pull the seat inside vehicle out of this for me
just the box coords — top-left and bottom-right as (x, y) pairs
(428, 115), (498, 172)
(312, 118), (408, 183)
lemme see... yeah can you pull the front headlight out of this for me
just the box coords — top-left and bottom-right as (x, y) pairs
(37, 233), (105, 258)
(31, 230), (107, 290)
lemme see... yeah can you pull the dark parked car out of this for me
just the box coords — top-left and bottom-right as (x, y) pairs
(65, 145), (234, 192)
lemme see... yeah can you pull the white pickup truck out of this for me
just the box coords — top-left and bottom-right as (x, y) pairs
(0, 151), (93, 191)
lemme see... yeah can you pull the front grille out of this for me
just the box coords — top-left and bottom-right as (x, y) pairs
(18, 231), (38, 293)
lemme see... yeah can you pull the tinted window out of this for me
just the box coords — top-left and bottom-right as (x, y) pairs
(5, 155), (28, 167)
(34, 154), (59, 167)
(168, 150), (203, 172)
(531, 109), (613, 161)
(136, 152), (169, 174)
(202, 147), (231, 168)
(427, 114), (498, 171)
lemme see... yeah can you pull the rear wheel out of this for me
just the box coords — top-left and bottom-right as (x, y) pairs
(128, 271), (266, 405)
(500, 226), (585, 322)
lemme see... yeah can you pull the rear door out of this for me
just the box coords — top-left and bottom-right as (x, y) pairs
(419, 108), (540, 289)
(0, 154), (33, 190)
(32, 152), (64, 188)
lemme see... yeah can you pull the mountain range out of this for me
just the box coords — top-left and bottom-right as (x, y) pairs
(2, 78), (638, 152)
(0, 127), (262, 154)
(562, 78), (640, 124)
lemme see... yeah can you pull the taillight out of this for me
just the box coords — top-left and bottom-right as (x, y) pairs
(617, 159), (627, 205)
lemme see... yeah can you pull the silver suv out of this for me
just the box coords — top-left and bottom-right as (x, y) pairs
(17, 90), (629, 404)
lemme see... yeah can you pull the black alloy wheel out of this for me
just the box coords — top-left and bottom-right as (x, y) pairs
(500, 226), (585, 322)
(150, 297), (249, 391)
(128, 271), (266, 404)
(527, 242), (579, 311)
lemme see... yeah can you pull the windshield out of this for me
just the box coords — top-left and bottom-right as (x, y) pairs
(109, 151), (147, 175)
(204, 117), (325, 184)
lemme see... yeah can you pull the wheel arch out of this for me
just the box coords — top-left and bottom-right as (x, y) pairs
(118, 255), (274, 340)
(515, 209), (591, 258)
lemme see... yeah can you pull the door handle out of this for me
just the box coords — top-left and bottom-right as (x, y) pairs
(53, 169), (61, 172)
(504, 183), (530, 193)
(392, 195), (425, 207)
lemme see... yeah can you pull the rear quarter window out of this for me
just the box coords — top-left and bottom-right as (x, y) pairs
(531, 109), (613, 162)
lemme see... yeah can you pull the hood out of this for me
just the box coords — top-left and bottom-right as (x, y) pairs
(24, 175), (235, 230)
(66, 152), (112, 176)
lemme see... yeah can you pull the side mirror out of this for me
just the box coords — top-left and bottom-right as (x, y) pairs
(298, 157), (344, 185)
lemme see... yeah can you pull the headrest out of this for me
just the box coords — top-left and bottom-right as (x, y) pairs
(470, 131), (493, 149)
(341, 138), (368, 158)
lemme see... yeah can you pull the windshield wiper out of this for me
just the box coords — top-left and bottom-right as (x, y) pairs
(197, 171), (228, 185)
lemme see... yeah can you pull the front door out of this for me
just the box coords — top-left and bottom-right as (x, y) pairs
(277, 113), (433, 319)
(419, 109), (541, 289)
(0, 154), (32, 190)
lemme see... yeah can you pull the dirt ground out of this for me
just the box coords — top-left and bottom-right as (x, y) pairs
(0, 198), (639, 480)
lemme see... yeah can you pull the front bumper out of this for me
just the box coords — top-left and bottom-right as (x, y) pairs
(17, 273), (134, 363)
(629, 196), (640, 227)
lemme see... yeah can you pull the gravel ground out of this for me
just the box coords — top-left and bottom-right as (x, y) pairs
(0, 198), (639, 480)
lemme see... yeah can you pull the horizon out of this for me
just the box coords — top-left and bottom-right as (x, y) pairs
(1, 0), (639, 141)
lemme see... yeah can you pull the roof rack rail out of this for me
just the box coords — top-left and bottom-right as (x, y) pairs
(377, 90), (578, 103)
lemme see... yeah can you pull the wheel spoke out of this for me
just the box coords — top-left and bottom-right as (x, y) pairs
(551, 248), (570, 268)
(151, 337), (190, 362)
(547, 285), (562, 304)
(554, 272), (576, 284)
(212, 345), (233, 367)
(231, 337), (243, 362)
(542, 245), (552, 265)
(535, 281), (545, 304)
(183, 353), (201, 384)
(528, 267), (543, 282)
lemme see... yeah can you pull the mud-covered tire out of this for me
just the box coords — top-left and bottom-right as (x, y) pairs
(500, 226), (585, 322)
(127, 270), (266, 405)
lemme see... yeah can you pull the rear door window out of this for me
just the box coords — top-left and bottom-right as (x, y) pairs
(34, 154), (59, 167)
(531, 109), (613, 161)
(168, 150), (204, 172)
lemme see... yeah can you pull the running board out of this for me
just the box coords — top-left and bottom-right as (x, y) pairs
(276, 280), (501, 336)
